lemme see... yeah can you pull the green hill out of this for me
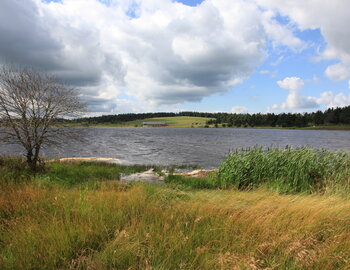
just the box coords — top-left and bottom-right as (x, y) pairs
(93, 116), (214, 128)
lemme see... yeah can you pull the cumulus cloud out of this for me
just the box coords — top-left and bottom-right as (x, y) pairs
(4, 0), (348, 114)
(232, 106), (248, 114)
(272, 77), (318, 110)
(277, 76), (304, 92)
(314, 91), (350, 108)
(261, 10), (305, 52)
(0, 0), (62, 69)
(256, 0), (350, 82)
(272, 77), (350, 111)
(325, 63), (350, 81)
(0, 0), (311, 113)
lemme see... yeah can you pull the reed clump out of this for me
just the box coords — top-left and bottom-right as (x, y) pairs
(217, 147), (350, 194)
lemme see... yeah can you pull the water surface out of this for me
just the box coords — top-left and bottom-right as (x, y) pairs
(1, 128), (349, 168)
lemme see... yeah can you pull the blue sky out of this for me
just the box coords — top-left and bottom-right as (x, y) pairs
(174, 0), (349, 113)
(0, 0), (349, 114)
(175, 0), (204, 6)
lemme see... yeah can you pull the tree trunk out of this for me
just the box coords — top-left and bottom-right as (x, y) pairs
(32, 145), (41, 171)
(26, 149), (37, 171)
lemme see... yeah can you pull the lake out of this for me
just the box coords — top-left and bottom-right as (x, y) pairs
(1, 127), (349, 168)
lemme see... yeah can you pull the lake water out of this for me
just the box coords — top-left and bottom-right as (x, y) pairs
(1, 127), (349, 168)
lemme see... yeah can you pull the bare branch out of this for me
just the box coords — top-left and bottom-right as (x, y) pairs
(0, 66), (86, 170)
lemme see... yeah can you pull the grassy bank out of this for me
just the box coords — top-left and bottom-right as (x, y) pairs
(167, 147), (350, 196)
(217, 147), (350, 194)
(1, 151), (350, 269)
(300, 125), (350, 130)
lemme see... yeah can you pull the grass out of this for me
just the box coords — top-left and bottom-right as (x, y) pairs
(166, 174), (218, 190)
(225, 125), (350, 130)
(1, 153), (350, 269)
(2, 182), (350, 269)
(78, 116), (214, 128)
(38, 162), (158, 188)
(300, 125), (350, 130)
(0, 157), (157, 187)
(217, 147), (350, 194)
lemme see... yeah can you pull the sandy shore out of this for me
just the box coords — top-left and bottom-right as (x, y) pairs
(57, 157), (120, 163)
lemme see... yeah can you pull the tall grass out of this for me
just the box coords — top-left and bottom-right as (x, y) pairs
(1, 184), (350, 269)
(218, 147), (350, 194)
(1, 155), (350, 269)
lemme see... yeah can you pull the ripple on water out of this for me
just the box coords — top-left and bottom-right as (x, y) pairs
(0, 127), (349, 168)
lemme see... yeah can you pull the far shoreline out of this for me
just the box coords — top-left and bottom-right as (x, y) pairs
(66, 124), (350, 131)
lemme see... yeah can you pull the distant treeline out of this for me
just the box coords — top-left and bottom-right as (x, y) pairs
(70, 106), (350, 127)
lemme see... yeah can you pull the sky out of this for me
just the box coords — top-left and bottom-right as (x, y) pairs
(0, 0), (349, 115)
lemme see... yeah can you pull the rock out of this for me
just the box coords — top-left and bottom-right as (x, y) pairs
(161, 169), (170, 176)
(118, 168), (217, 185)
(119, 168), (165, 185)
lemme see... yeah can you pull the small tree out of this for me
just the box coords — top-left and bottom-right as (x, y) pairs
(0, 66), (85, 170)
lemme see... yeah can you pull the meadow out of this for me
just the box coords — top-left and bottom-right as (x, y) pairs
(1, 148), (350, 269)
(78, 116), (214, 128)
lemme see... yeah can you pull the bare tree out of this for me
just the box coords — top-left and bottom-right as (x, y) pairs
(0, 66), (85, 170)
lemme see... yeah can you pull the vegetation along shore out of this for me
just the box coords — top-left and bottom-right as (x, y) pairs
(1, 147), (350, 269)
(60, 106), (350, 130)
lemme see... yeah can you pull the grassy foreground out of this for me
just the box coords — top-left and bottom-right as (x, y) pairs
(1, 151), (350, 269)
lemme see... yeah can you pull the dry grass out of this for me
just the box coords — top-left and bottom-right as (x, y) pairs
(1, 181), (350, 269)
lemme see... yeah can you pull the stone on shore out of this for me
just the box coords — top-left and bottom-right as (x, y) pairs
(119, 168), (216, 185)
(119, 169), (165, 185)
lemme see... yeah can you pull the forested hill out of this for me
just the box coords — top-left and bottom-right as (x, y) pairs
(70, 106), (350, 128)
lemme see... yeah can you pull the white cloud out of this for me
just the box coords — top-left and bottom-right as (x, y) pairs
(325, 63), (350, 81)
(277, 76), (304, 91)
(3, 0), (348, 113)
(259, 69), (277, 78)
(256, 0), (350, 82)
(273, 77), (318, 110)
(232, 106), (248, 114)
(314, 91), (350, 108)
(272, 77), (350, 111)
(261, 10), (305, 52)
(0, 0), (310, 113)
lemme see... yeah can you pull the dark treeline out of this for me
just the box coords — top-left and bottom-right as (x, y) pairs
(210, 106), (350, 127)
(71, 106), (350, 127)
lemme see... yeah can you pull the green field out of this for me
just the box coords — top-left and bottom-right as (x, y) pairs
(91, 116), (213, 128)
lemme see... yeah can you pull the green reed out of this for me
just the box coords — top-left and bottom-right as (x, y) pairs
(217, 147), (350, 194)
